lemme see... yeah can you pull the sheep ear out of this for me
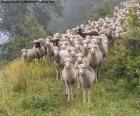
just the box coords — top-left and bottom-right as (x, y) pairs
(88, 44), (92, 48)
(104, 38), (108, 43)
(104, 40), (108, 43)
(34, 40), (37, 43)
(21, 49), (24, 52)
(21, 49), (26, 53)
(70, 58), (75, 64)
(67, 46), (71, 51)
(94, 45), (98, 48)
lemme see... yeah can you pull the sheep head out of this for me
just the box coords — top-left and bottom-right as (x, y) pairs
(67, 46), (77, 57)
(78, 64), (87, 75)
(64, 58), (73, 69)
(21, 49), (27, 58)
(53, 46), (59, 57)
(76, 53), (84, 63)
(88, 44), (98, 55)
(34, 40), (41, 48)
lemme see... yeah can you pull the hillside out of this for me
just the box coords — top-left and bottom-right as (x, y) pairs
(0, 1), (140, 116)
(0, 44), (140, 116)
(0, 59), (139, 116)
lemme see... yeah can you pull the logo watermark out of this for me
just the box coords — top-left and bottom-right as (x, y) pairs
(1, 0), (55, 3)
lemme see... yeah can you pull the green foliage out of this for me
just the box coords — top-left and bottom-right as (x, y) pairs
(0, 1), (140, 115)
(91, 0), (114, 20)
(102, 10), (140, 91)
(0, 1), (64, 36)
(90, 0), (124, 20)
(0, 0), (64, 66)
(0, 23), (46, 66)
(0, 60), (140, 116)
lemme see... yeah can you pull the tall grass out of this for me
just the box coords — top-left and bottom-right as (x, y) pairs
(0, 58), (140, 116)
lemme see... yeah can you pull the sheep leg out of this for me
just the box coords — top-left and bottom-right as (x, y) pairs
(70, 85), (73, 101)
(77, 78), (80, 89)
(67, 84), (71, 102)
(94, 66), (98, 82)
(65, 82), (68, 96)
(56, 68), (59, 80)
(97, 64), (101, 80)
(83, 88), (86, 103)
(96, 63), (101, 81)
(60, 70), (63, 81)
(76, 69), (80, 89)
(87, 89), (91, 104)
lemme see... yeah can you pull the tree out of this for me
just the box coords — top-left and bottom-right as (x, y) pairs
(0, 1), (64, 36)
(0, 0), (64, 65)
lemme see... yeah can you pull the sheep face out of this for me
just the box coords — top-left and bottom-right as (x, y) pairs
(76, 54), (83, 63)
(83, 43), (88, 49)
(71, 29), (77, 35)
(64, 58), (72, 69)
(34, 41), (41, 48)
(21, 49), (27, 58)
(89, 46), (96, 55)
(78, 64), (87, 75)
(70, 49), (77, 57)
(60, 41), (69, 49)
(53, 47), (59, 57)
(74, 41), (80, 49)
(45, 39), (50, 46)
(66, 30), (73, 36)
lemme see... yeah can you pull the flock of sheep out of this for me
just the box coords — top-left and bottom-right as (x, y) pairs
(21, 0), (139, 103)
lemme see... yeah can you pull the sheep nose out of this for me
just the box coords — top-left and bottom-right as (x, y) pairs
(62, 44), (66, 48)
(71, 51), (75, 55)
(83, 44), (87, 48)
(65, 63), (70, 68)
(46, 41), (50, 44)
(79, 70), (84, 75)
(54, 51), (58, 55)
(78, 58), (82, 62)
(75, 44), (79, 48)
(90, 49), (95, 54)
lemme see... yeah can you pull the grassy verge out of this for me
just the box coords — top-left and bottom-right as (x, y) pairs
(0, 56), (140, 116)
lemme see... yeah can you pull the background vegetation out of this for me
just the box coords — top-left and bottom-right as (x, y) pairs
(0, 0), (140, 116)
(0, 1), (64, 66)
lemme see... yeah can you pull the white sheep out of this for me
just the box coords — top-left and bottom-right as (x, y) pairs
(97, 34), (109, 57)
(78, 62), (96, 103)
(21, 48), (37, 62)
(87, 44), (103, 81)
(61, 58), (77, 101)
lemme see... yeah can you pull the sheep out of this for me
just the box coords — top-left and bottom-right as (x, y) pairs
(50, 33), (61, 46)
(87, 44), (103, 81)
(97, 34), (109, 57)
(34, 40), (46, 59)
(82, 39), (90, 56)
(45, 38), (54, 57)
(66, 46), (78, 60)
(21, 48), (37, 62)
(77, 28), (99, 38)
(59, 41), (70, 50)
(53, 47), (71, 80)
(53, 46), (62, 80)
(75, 53), (84, 89)
(78, 62), (96, 103)
(74, 41), (85, 55)
(61, 58), (77, 101)
(38, 38), (47, 56)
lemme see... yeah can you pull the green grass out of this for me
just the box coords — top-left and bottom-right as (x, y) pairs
(0, 58), (140, 116)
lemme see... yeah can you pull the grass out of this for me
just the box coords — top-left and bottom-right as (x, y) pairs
(0, 58), (140, 116)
